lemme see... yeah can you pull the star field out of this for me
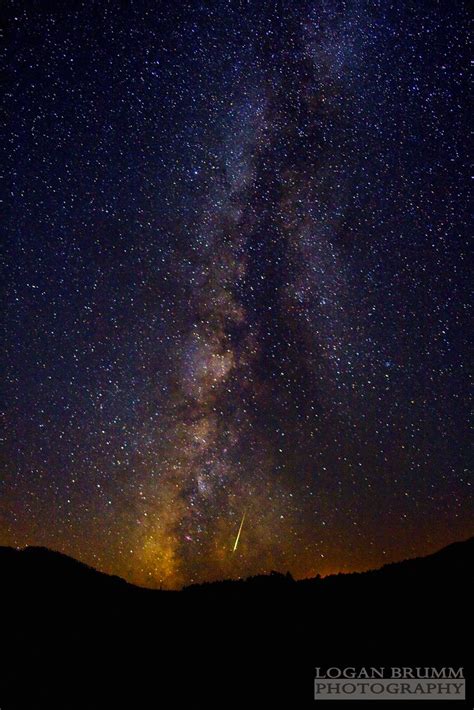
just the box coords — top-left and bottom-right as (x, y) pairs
(2, 0), (472, 588)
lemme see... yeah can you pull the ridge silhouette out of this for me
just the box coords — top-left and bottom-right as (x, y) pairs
(1, 537), (472, 709)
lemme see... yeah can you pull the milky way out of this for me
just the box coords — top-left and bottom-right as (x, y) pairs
(3, 1), (472, 588)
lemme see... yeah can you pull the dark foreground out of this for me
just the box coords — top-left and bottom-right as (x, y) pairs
(1, 537), (472, 709)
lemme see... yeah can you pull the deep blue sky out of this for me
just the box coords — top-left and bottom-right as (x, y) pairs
(3, 0), (472, 588)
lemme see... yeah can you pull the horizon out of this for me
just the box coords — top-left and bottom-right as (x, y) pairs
(4, 533), (472, 592)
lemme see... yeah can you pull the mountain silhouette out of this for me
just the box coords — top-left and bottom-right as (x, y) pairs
(1, 538), (472, 709)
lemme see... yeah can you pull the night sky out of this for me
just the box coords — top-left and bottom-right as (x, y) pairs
(3, 0), (472, 589)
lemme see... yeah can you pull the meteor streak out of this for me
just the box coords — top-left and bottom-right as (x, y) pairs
(232, 511), (246, 553)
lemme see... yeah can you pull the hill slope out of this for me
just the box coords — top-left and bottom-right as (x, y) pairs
(1, 537), (472, 709)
